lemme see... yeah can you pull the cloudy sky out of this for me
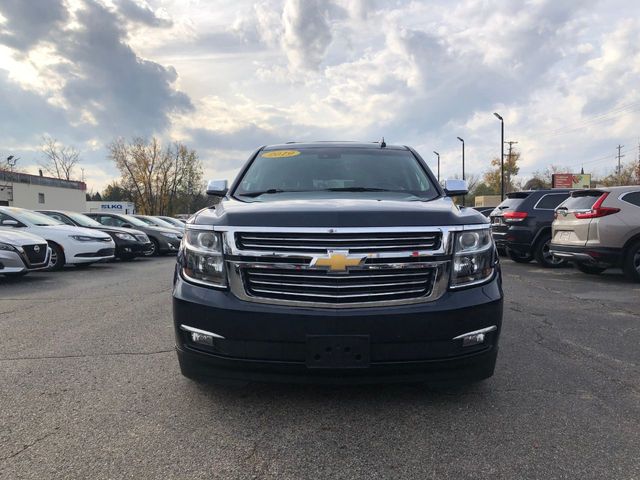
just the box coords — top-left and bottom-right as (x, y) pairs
(1, 0), (639, 192)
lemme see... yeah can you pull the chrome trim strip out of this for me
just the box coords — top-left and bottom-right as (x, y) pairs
(238, 235), (439, 242)
(452, 325), (497, 340)
(250, 287), (427, 299)
(215, 225), (489, 233)
(186, 224), (216, 231)
(179, 324), (225, 339)
(249, 279), (428, 289)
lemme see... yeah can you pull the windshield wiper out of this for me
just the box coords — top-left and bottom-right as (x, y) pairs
(322, 187), (391, 192)
(238, 188), (292, 198)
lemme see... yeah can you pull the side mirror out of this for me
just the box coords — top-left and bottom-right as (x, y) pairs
(206, 179), (228, 196)
(1, 219), (20, 227)
(443, 179), (469, 197)
(122, 223), (133, 229)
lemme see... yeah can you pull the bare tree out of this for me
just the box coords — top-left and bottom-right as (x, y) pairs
(108, 137), (202, 215)
(41, 136), (81, 180)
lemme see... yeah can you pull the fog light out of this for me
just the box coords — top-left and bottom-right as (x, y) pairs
(462, 333), (485, 347)
(180, 324), (225, 347)
(453, 326), (497, 347)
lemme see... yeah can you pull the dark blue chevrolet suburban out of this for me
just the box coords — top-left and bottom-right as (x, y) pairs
(172, 142), (503, 384)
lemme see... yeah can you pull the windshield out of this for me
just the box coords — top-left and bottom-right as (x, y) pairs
(234, 147), (438, 200)
(65, 211), (103, 227)
(135, 216), (156, 226)
(120, 215), (149, 227)
(148, 217), (179, 229)
(10, 208), (63, 226)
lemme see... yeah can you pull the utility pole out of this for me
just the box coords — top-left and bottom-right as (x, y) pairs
(616, 144), (625, 186)
(504, 141), (518, 193)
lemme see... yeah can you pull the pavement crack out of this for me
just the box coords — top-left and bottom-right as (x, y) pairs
(0, 429), (58, 463)
(0, 349), (173, 362)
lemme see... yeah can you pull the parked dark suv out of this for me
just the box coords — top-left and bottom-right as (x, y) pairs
(173, 142), (503, 385)
(490, 189), (572, 267)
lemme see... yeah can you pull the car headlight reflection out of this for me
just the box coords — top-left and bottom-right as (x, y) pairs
(114, 233), (136, 241)
(182, 230), (226, 288)
(450, 229), (495, 288)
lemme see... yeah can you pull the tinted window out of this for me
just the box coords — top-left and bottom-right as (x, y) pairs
(535, 193), (569, 210)
(492, 194), (529, 213)
(560, 191), (603, 210)
(235, 147), (437, 200)
(622, 191), (640, 207)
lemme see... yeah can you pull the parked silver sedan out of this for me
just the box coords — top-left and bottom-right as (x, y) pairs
(0, 230), (52, 277)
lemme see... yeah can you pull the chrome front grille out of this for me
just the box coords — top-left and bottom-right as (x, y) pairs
(242, 267), (436, 304)
(235, 231), (441, 254)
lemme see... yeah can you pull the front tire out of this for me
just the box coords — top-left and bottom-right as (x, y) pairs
(534, 234), (566, 268)
(575, 262), (606, 275)
(145, 238), (160, 257)
(622, 241), (640, 283)
(48, 242), (65, 271)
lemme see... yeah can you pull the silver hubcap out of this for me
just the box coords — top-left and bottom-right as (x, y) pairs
(634, 251), (640, 273)
(543, 240), (563, 265)
(50, 250), (58, 265)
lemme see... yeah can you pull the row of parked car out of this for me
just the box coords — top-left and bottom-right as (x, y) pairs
(488, 185), (640, 282)
(0, 206), (186, 277)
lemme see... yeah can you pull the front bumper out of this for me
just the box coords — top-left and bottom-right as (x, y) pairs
(491, 226), (533, 255)
(549, 244), (622, 267)
(0, 247), (51, 274)
(114, 240), (154, 258)
(159, 237), (181, 253)
(173, 274), (503, 384)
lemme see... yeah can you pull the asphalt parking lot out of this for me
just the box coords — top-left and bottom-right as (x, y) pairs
(1, 258), (639, 479)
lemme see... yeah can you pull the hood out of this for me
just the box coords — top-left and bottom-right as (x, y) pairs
(192, 195), (488, 228)
(146, 225), (182, 235)
(0, 228), (48, 246)
(87, 225), (146, 236)
(41, 224), (113, 239)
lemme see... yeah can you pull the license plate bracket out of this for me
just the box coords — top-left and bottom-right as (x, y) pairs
(305, 335), (370, 369)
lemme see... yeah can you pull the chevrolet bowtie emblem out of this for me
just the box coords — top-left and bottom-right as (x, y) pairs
(311, 250), (366, 272)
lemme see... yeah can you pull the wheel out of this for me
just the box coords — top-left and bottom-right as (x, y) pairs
(48, 242), (65, 271)
(533, 234), (566, 268)
(145, 238), (160, 257)
(508, 248), (533, 263)
(575, 262), (606, 275)
(622, 241), (640, 282)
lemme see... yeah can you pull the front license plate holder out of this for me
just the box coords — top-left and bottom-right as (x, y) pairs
(306, 335), (370, 369)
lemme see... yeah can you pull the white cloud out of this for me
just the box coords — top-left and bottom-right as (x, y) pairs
(1, 0), (640, 194)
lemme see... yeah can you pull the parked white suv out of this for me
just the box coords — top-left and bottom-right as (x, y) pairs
(0, 230), (51, 277)
(0, 207), (116, 270)
(550, 186), (640, 281)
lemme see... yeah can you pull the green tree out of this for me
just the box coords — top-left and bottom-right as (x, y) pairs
(483, 151), (520, 193)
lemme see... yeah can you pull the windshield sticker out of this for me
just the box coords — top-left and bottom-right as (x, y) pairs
(262, 150), (301, 158)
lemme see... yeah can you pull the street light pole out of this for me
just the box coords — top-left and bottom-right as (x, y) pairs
(494, 113), (504, 201)
(433, 151), (440, 182)
(456, 137), (465, 206)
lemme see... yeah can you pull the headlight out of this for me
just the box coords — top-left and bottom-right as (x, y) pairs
(162, 233), (180, 239)
(0, 242), (17, 252)
(181, 230), (226, 287)
(69, 235), (100, 242)
(114, 233), (136, 241)
(450, 229), (495, 288)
